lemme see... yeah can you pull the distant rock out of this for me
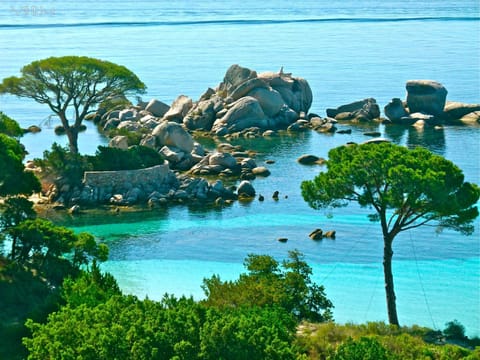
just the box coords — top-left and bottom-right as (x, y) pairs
(323, 230), (336, 239)
(309, 228), (323, 240)
(326, 98), (380, 121)
(25, 125), (41, 133)
(251, 166), (271, 177)
(442, 101), (480, 122)
(384, 98), (409, 123)
(152, 121), (194, 153)
(109, 135), (129, 150)
(459, 110), (480, 124)
(297, 154), (325, 165)
(406, 80), (447, 116)
(163, 95), (193, 123)
(237, 180), (256, 197)
(247, 87), (285, 117)
(212, 96), (269, 135)
(145, 99), (170, 117)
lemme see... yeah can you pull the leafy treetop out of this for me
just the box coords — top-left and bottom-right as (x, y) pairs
(0, 56), (146, 153)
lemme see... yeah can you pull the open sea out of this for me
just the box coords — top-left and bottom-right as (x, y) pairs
(1, 1), (479, 336)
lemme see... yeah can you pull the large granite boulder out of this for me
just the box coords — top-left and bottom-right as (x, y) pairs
(109, 135), (129, 150)
(441, 101), (480, 122)
(247, 87), (285, 117)
(212, 65), (312, 133)
(209, 152), (238, 168)
(459, 111), (480, 124)
(212, 96), (269, 135)
(326, 98), (380, 121)
(152, 121), (194, 153)
(258, 70), (313, 114)
(163, 95), (193, 123)
(183, 96), (224, 131)
(237, 180), (256, 197)
(406, 80), (447, 116)
(219, 64), (258, 94)
(384, 98), (409, 123)
(145, 99), (170, 117)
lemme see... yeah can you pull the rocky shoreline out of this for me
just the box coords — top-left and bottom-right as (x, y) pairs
(32, 64), (480, 212)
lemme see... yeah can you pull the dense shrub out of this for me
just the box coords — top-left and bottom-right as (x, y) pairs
(202, 250), (333, 323)
(89, 145), (163, 171)
(35, 143), (164, 186)
(0, 111), (23, 137)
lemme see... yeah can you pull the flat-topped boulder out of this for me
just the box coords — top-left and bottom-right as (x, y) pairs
(406, 80), (447, 116)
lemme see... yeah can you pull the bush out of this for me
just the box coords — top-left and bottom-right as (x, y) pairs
(107, 127), (147, 146)
(444, 320), (466, 341)
(0, 112), (23, 137)
(333, 336), (391, 360)
(35, 143), (91, 186)
(35, 143), (164, 187)
(89, 145), (163, 171)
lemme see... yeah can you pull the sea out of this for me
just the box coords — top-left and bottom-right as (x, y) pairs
(0, 0), (479, 336)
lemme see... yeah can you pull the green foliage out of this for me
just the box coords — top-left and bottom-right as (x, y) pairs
(89, 145), (164, 171)
(0, 134), (41, 196)
(301, 143), (480, 236)
(301, 143), (480, 325)
(444, 320), (467, 341)
(35, 142), (92, 186)
(8, 218), (108, 285)
(0, 56), (146, 153)
(0, 111), (23, 137)
(202, 250), (333, 322)
(35, 143), (164, 188)
(0, 196), (36, 259)
(62, 262), (122, 308)
(24, 295), (204, 360)
(332, 336), (391, 360)
(200, 306), (298, 360)
(108, 127), (147, 146)
(295, 322), (477, 360)
(23, 292), (299, 360)
(0, 258), (62, 360)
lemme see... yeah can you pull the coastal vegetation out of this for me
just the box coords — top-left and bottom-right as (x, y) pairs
(301, 142), (480, 326)
(0, 56), (146, 154)
(1, 57), (479, 358)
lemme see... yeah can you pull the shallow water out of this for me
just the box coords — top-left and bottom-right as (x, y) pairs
(1, 0), (479, 335)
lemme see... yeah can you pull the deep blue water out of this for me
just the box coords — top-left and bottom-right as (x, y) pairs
(1, 0), (479, 335)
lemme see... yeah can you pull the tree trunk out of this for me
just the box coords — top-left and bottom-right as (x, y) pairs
(58, 111), (79, 154)
(383, 235), (399, 326)
(65, 126), (79, 154)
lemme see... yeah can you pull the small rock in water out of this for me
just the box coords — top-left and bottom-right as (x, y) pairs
(309, 229), (323, 240)
(258, 194), (265, 201)
(278, 238), (288, 243)
(272, 191), (279, 200)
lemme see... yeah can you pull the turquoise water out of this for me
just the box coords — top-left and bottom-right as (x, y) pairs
(1, 1), (479, 335)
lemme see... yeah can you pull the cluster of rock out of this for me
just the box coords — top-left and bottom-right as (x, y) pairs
(44, 161), (254, 208)
(93, 64), (315, 141)
(65, 64), (321, 207)
(326, 80), (480, 127)
(48, 68), (479, 210)
(309, 228), (336, 240)
(384, 80), (480, 127)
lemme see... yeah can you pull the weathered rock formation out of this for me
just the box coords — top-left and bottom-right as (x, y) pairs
(406, 80), (447, 117)
(326, 98), (381, 122)
(186, 64), (313, 135)
(383, 80), (480, 126)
